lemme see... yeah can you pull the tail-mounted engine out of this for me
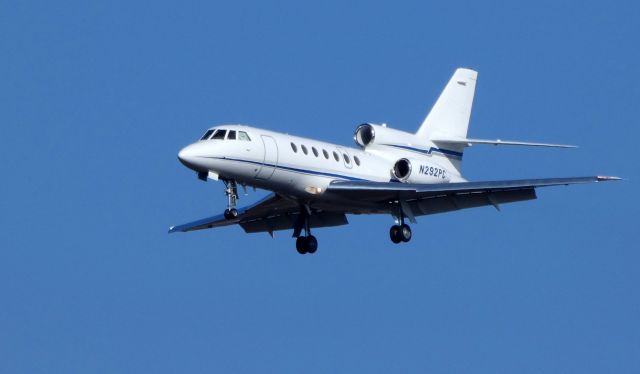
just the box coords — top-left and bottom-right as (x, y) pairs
(392, 158), (450, 183)
(354, 123), (416, 148)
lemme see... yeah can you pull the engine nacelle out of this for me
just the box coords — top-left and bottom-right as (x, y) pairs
(354, 123), (416, 148)
(392, 158), (450, 183)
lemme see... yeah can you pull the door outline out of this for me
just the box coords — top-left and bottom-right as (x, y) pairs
(255, 135), (278, 179)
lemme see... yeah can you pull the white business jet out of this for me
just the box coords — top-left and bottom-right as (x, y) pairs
(169, 68), (619, 254)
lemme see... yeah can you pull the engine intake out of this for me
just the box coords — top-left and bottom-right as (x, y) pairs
(354, 123), (376, 147)
(393, 158), (412, 180)
(392, 158), (450, 183)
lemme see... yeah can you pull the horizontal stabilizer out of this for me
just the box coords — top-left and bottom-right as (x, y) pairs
(431, 137), (576, 148)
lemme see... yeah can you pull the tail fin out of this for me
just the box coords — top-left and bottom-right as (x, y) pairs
(416, 68), (478, 141)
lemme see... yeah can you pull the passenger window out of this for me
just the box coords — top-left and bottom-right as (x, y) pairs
(343, 154), (351, 164)
(291, 143), (298, 152)
(238, 131), (251, 141)
(354, 156), (361, 166)
(323, 149), (329, 159)
(227, 130), (236, 140)
(312, 147), (319, 157)
(200, 129), (214, 140)
(333, 151), (339, 161)
(211, 130), (226, 140)
(301, 145), (308, 155)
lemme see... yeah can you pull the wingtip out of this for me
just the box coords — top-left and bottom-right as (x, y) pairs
(596, 176), (622, 181)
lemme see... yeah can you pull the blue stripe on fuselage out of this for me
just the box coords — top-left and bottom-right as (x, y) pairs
(202, 156), (370, 181)
(380, 144), (463, 160)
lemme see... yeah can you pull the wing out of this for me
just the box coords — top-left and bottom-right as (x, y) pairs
(326, 176), (620, 217)
(169, 193), (348, 234)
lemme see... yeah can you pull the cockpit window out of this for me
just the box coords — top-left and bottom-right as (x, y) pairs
(238, 131), (251, 141)
(227, 130), (236, 140)
(200, 129), (214, 140)
(211, 129), (226, 139)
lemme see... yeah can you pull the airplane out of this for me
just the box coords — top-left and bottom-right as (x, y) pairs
(169, 68), (619, 254)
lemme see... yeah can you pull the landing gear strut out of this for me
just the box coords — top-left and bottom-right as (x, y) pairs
(223, 179), (239, 220)
(294, 206), (318, 255)
(390, 203), (412, 244)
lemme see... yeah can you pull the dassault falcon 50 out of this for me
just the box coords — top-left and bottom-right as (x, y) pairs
(169, 68), (619, 254)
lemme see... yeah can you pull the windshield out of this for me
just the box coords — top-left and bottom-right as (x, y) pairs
(200, 129), (214, 140)
(211, 129), (226, 139)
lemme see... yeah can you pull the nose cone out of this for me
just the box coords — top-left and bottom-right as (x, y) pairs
(177, 144), (203, 171)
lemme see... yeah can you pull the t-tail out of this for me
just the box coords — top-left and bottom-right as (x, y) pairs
(415, 68), (575, 176)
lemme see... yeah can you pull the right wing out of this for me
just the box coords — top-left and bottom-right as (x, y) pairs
(169, 193), (348, 235)
(326, 176), (620, 217)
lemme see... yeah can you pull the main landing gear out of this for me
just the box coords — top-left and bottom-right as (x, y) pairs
(294, 206), (318, 255)
(296, 235), (318, 255)
(223, 179), (239, 220)
(389, 203), (412, 244)
(389, 224), (412, 243)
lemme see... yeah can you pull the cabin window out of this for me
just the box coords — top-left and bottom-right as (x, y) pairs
(333, 151), (339, 162)
(211, 129), (226, 140)
(354, 156), (361, 166)
(227, 130), (236, 140)
(200, 129), (214, 140)
(312, 147), (319, 157)
(290, 142), (298, 152)
(343, 154), (351, 165)
(238, 131), (251, 141)
(323, 149), (329, 159)
(301, 145), (308, 155)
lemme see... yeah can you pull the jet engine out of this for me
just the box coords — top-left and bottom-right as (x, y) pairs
(354, 123), (415, 148)
(392, 158), (450, 183)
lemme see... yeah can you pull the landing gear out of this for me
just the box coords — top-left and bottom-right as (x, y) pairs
(296, 235), (318, 254)
(389, 203), (412, 244)
(294, 205), (318, 255)
(224, 208), (238, 220)
(389, 224), (412, 243)
(223, 179), (239, 220)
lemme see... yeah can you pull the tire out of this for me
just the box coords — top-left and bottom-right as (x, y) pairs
(228, 208), (238, 218)
(306, 235), (318, 254)
(400, 224), (412, 242)
(224, 208), (238, 220)
(296, 236), (307, 254)
(389, 225), (402, 244)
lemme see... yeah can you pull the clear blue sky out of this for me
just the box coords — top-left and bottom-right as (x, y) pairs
(1, 1), (638, 372)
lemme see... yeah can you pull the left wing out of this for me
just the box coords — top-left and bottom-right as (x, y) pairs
(169, 193), (348, 235)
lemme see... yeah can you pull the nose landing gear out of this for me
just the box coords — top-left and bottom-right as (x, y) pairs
(223, 179), (239, 220)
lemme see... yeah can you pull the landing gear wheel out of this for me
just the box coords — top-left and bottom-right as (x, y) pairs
(296, 237), (308, 254)
(390, 225), (402, 244)
(224, 208), (238, 220)
(306, 235), (318, 254)
(400, 224), (412, 242)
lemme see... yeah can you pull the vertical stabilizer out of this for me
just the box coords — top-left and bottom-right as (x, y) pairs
(414, 68), (477, 177)
(416, 68), (478, 141)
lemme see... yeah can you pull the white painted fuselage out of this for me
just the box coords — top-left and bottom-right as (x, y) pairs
(177, 124), (456, 204)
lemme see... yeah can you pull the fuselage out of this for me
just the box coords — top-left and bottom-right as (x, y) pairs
(177, 124), (456, 202)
